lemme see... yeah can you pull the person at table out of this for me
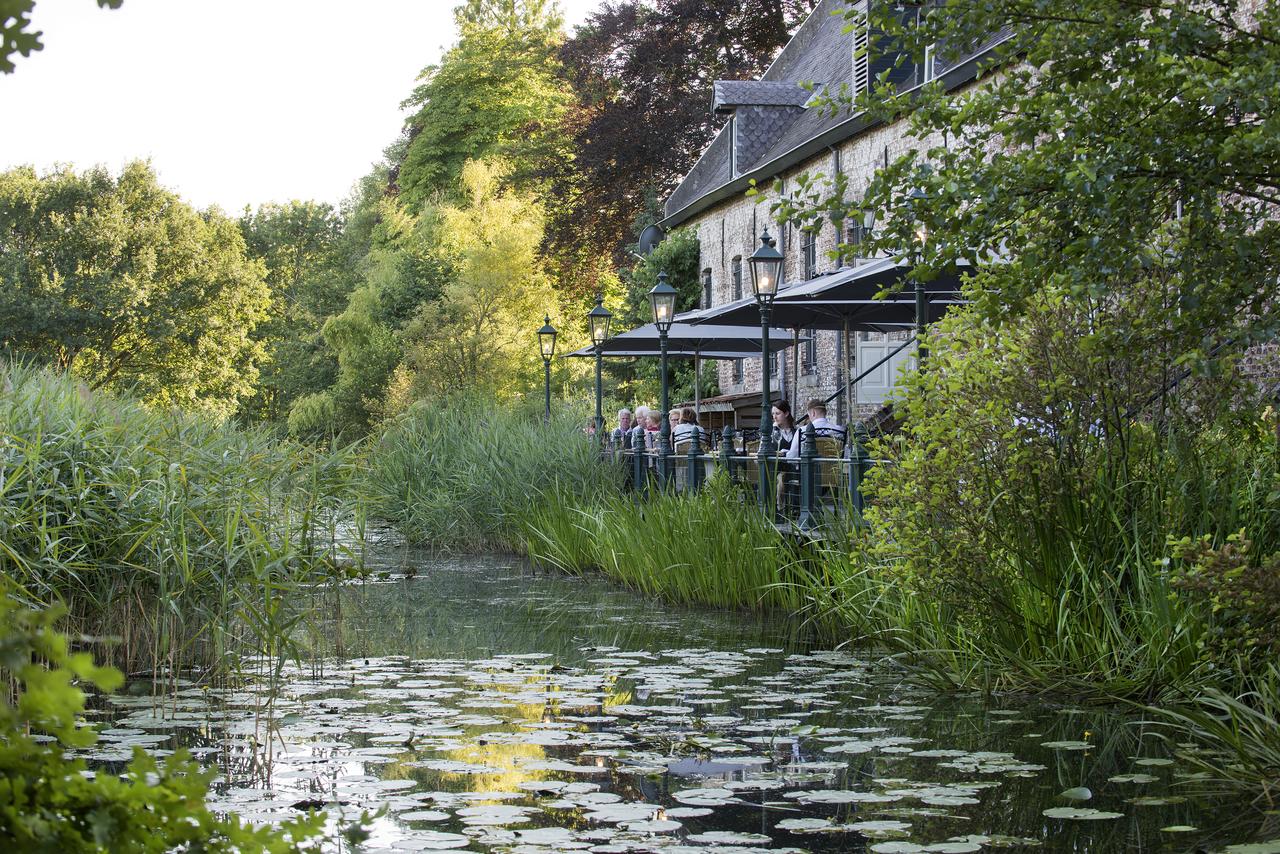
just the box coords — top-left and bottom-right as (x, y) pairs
(672, 407), (709, 448)
(771, 400), (797, 454)
(629, 406), (650, 450)
(611, 408), (632, 449)
(644, 410), (663, 450)
(786, 398), (847, 459)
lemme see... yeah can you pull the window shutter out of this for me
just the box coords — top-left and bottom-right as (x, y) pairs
(851, 6), (870, 100)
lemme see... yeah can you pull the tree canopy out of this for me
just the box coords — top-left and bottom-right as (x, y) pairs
(552, 0), (817, 267)
(395, 0), (572, 209)
(0, 162), (271, 415)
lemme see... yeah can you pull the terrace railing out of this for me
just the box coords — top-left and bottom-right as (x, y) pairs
(606, 423), (886, 532)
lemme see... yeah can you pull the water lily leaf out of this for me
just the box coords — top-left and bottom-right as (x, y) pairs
(1059, 787), (1092, 801)
(1042, 807), (1124, 820)
(1039, 740), (1092, 750)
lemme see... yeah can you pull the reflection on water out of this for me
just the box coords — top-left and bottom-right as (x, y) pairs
(83, 549), (1276, 853)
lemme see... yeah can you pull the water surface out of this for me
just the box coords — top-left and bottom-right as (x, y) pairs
(86, 549), (1277, 853)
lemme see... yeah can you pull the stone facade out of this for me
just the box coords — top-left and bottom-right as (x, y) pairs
(661, 0), (967, 425)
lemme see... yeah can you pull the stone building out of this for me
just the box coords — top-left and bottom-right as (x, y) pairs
(658, 0), (1010, 425)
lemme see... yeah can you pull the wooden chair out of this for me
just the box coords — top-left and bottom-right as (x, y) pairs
(814, 436), (845, 502)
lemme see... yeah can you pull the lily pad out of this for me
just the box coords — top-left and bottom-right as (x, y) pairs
(1042, 807), (1124, 820)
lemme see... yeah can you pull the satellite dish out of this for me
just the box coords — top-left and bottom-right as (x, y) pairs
(637, 224), (666, 256)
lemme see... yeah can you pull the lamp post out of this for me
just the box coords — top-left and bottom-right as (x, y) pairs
(588, 294), (613, 443)
(538, 315), (557, 422)
(648, 272), (677, 485)
(748, 229), (783, 513)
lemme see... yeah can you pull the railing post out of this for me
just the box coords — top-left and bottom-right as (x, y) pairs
(798, 422), (818, 532)
(719, 425), (734, 483)
(686, 427), (703, 492)
(849, 423), (869, 523)
(633, 432), (646, 497)
(658, 420), (672, 491)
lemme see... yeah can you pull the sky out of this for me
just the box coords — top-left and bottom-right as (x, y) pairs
(0, 0), (602, 214)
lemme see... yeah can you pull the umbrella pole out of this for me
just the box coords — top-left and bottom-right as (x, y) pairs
(695, 351), (701, 420)
(791, 328), (800, 405)
(843, 317), (853, 424)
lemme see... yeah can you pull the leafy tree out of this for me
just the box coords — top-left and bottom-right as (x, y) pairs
(396, 0), (572, 209)
(1, 0), (120, 74)
(609, 227), (712, 407)
(552, 0), (817, 268)
(285, 191), (454, 437)
(0, 162), (271, 416)
(398, 159), (559, 402)
(238, 200), (354, 423)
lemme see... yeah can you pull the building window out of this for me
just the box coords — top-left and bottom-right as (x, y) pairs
(770, 351), (779, 377)
(701, 268), (713, 309)
(802, 228), (818, 280)
(802, 327), (817, 375)
(732, 358), (743, 383)
(731, 256), (743, 301)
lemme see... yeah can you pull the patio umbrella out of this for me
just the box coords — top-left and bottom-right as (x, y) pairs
(565, 323), (804, 416)
(683, 257), (967, 417)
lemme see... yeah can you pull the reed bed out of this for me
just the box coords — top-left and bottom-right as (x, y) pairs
(362, 395), (619, 551)
(524, 476), (809, 611)
(0, 363), (363, 683)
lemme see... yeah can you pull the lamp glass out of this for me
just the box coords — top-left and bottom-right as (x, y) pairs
(537, 316), (557, 360)
(748, 230), (784, 303)
(588, 296), (612, 345)
(649, 273), (678, 333)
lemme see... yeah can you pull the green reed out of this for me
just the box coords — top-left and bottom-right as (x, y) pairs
(0, 363), (364, 686)
(524, 475), (809, 611)
(362, 394), (619, 551)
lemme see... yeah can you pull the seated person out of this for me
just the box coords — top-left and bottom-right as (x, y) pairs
(786, 398), (847, 459)
(644, 411), (663, 449)
(672, 407), (710, 448)
(771, 400), (797, 455)
(610, 408), (632, 448)
(629, 406), (650, 450)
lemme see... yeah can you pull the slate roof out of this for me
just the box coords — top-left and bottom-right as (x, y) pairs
(662, 1), (1013, 226)
(664, 0), (858, 221)
(712, 81), (810, 112)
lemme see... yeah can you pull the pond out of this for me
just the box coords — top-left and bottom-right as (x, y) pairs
(83, 547), (1277, 853)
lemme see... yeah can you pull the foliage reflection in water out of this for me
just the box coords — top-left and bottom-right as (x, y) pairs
(83, 551), (1275, 853)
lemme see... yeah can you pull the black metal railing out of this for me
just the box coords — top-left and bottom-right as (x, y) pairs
(605, 423), (887, 532)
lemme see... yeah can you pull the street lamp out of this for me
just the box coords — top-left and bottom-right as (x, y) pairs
(588, 294), (613, 442)
(748, 229), (784, 512)
(649, 272), (678, 485)
(538, 315), (557, 422)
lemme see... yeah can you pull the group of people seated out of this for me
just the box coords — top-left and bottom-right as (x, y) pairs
(607, 398), (847, 457)
(609, 405), (711, 451)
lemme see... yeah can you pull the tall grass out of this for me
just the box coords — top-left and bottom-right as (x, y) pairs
(362, 395), (619, 551)
(0, 363), (363, 683)
(524, 475), (809, 611)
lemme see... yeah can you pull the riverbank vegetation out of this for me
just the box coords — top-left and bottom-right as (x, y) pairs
(0, 364), (364, 683)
